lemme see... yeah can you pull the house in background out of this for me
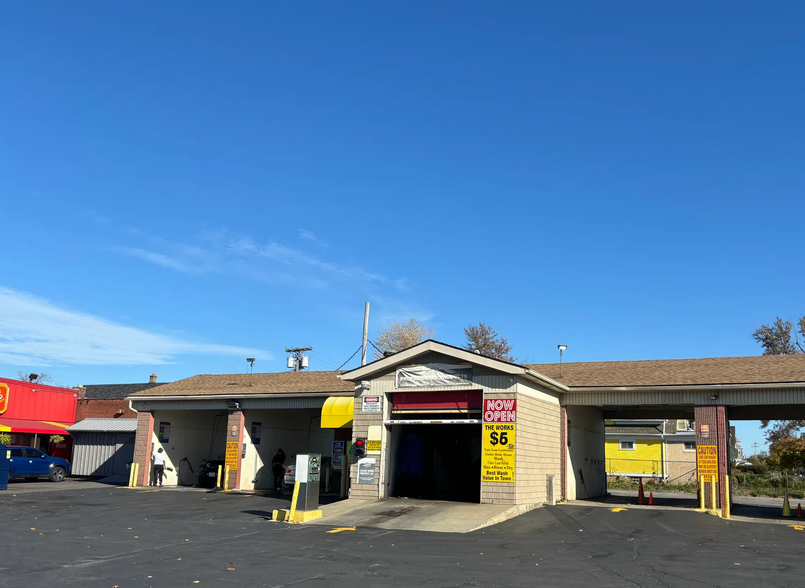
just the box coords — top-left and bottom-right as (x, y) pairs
(69, 374), (166, 478)
(605, 419), (697, 483)
(75, 374), (164, 421)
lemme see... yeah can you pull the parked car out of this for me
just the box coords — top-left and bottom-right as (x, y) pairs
(7, 447), (70, 482)
(284, 464), (296, 487)
(197, 459), (225, 489)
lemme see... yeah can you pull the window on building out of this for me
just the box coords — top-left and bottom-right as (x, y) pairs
(683, 441), (696, 452)
(619, 440), (635, 451)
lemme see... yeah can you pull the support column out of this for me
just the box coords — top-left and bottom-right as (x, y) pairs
(226, 410), (245, 490)
(132, 411), (154, 487)
(694, 405), (730, 514)
(560, 406), (567, 501)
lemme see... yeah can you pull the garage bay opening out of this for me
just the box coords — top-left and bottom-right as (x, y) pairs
(387, 390), (483, 503)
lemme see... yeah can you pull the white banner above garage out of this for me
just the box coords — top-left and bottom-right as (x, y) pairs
(395, 364), (472, 389)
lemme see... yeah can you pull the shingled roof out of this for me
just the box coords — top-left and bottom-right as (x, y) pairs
(526, 354), (805, 388)
(128, 371), (354, 398)
(126, 353), (805, 399)
(83, 383), (166, 399)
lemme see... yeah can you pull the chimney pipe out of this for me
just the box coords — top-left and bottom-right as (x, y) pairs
(149, 373), (158, 384)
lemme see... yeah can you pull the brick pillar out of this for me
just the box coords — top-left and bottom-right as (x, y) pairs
(133, 412), (154, 487)
(226, 411), (245, 490)
(560, 406), (567, 501)
(694, 405), (729, 512)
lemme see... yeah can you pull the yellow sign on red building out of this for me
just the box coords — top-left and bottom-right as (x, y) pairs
(0, 383), (8, 415)
(225, 442), (240, 470)
(697, 445), (718, 477)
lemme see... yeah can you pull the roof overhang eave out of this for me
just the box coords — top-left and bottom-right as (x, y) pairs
(126, 391), (354, 402)
(568, 381), (805, 393)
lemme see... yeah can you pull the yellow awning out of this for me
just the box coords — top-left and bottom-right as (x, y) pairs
(321, 396), (354, 429)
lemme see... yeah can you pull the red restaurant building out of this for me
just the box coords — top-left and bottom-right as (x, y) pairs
(0, 377), (78, 458)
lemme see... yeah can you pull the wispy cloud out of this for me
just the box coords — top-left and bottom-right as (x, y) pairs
(0, 287), (264, 366)
(113, 228), (406, 290)
(113, 248), (199, 273)
(299, 229), (327, 247)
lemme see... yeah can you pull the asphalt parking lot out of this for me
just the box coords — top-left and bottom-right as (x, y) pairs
(1, 484), (804, 588)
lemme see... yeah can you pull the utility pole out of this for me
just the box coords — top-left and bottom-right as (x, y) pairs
(361, 302), (370, 366)
(752, 442), (760, 457)
(285, 347), (313, 371)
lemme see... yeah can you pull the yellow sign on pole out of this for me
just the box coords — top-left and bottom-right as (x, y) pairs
(482, 423), (516, 483)
(697, 445), (718, 478)
(225, 441), (240, 471)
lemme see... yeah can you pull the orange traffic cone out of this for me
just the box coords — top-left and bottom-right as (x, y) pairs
(649, 492), (654, 505)
(637, 479), (646, 505)
(797, 503), (803, 519)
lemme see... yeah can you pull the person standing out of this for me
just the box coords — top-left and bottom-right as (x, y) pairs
(152, 448), (166, 487)
(271, 448), (286, 492)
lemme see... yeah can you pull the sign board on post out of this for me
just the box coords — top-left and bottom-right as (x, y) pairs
(362, 396), (382, 413)
(158, 422), (170, 443)
(697, 445), (718, 477)
(225, 442), (240, 471)
(482, 398), (516, 483)
(357, 458), (376, 484)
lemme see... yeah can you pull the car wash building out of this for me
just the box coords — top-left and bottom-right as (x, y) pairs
(128, 340), (805, 515)
(339, 341), (597, 505)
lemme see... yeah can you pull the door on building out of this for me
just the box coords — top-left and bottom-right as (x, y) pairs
(388, 423), (482, 503)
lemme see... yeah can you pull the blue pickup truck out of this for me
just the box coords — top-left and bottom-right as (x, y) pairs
(7, 447), (70, 482)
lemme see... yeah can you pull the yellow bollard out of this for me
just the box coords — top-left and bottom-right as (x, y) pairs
(134, 462), (140, 487)
(224, 466), (230, 491)
(128, 462), (136, 488)
(710, 475), (717, 512)
(216, 465), (223, 489)
(724, 474), (731, 519)
(289, 481), (301, 523)
(699, 475), (705, 510)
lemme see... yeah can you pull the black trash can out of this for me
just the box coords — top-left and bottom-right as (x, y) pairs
(0, 443), (10, 491)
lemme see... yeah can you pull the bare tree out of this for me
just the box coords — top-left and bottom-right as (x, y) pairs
(462, 322), (517, 362)
(372, 318), (435, 360)
(16, 371), (52, 385)
(752, 317), (802, 355)
(753, 316), (805, 443)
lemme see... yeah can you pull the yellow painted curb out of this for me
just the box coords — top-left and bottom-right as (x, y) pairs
(273, 508), (323, 523)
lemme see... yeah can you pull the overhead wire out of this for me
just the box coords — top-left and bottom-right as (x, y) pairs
(336, 345), (363, 370)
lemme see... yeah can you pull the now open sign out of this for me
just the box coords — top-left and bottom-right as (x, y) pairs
(483, 398), (516, 423)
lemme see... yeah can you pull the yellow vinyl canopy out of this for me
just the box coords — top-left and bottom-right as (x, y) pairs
(321, 396), (354, 429)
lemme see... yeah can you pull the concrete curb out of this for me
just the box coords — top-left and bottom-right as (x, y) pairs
(468, 502), (541, 532)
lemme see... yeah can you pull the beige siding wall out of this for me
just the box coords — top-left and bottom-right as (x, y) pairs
(511, 392), (561, 505)
(666, 440), (697, 483)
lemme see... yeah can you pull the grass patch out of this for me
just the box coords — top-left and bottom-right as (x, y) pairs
(608, 474), (805, 499)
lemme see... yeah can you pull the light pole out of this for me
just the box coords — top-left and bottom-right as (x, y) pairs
(558, 345), (567, 377)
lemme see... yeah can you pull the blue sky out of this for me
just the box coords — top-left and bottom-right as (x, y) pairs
(1, 2), (803, 453)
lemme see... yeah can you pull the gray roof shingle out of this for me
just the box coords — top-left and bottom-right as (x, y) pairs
(83, 383), (166, 399)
